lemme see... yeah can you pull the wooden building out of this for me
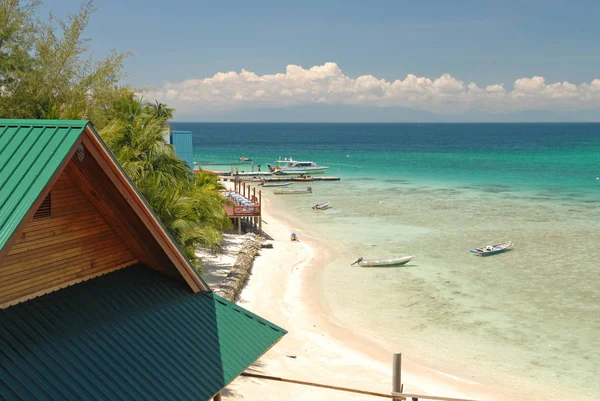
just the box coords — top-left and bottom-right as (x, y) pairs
(0, 119), (286, 400)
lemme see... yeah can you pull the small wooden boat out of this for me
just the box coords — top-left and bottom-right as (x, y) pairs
(273, 187), (312, 195)
(291, 176), (314, 182)
(312, 201), (330, 210)
(470, 241), (513, 256)
(260, 182), (292, 187)
(353, 256), (413, 267)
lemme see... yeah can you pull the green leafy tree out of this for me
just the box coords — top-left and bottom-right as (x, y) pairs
(0, 0), (39, 112)
(0, 0), (231, 273)
(0, 0), (129, 120)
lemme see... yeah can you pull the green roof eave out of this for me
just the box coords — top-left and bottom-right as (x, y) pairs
(0, 264), (286, 400)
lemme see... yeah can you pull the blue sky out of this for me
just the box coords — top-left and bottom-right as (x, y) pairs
(39, 0), (600, 121)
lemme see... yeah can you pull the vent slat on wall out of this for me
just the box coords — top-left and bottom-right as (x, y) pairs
(33, 193), (51, 219)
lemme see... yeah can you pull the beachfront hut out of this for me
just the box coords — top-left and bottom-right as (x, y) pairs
(0, 119), (286, 400)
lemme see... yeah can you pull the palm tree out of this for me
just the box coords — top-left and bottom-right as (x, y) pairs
(102, 116), (191, 188)
(145, 100), (174, 120)
(189, 172), (232, 233)
(137, 179), (222, 272)
(99, 96), (231, 271)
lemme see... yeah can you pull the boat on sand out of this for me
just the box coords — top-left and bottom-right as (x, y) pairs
(470, 241), (513, 256)
(312, 201), (330, 210)
(273, 187), (312, 195)
(352, 256), (413, 267)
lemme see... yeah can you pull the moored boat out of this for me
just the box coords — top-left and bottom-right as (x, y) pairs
(312, 201), (330, 210)
(268, 158), (329, 175)
(234, 171), (272, 177)
(260, 182), (292, 187)
(469, 241), (513, 256)
(239, 157), (252, 162)
(291, 176), (314, 182)
(352, 256), (413, 267)
(273, 187), (313, 195)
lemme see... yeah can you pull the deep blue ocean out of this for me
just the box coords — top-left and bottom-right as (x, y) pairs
(173, 123), (600, 198)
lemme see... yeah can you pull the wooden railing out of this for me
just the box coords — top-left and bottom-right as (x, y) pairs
(223, 180), (262, 217)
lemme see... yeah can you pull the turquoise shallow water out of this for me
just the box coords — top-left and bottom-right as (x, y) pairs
(174, 122), (600, 399)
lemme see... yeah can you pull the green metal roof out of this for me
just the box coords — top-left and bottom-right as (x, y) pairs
(1, 264), (286, 400)
(0, 119), (88, 251)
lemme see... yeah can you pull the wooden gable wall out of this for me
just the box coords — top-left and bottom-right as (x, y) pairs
(0, 128), (204, 307)
(0, 167), (138, 307)
(66, 138), (185, 280)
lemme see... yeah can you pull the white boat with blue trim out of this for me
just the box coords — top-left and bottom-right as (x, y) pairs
(470, 241), (513, 256)
(268, 158), (329, 175)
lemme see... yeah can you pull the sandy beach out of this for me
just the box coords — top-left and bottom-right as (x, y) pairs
(201, 186), (533, 401)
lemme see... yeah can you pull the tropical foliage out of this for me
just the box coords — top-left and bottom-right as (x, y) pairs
(0, 0), (230, 271)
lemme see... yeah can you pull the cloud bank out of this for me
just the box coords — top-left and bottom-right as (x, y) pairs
(147, 62), (600, 115)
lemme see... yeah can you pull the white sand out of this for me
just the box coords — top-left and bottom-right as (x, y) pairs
(196, 233), (249, 288)
(221, 191), (519, 401)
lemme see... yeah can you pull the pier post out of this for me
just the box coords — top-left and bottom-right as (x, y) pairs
(393, 353), (402, 400)
(237, 218), (241, 234)
(213, 391), (222, 401)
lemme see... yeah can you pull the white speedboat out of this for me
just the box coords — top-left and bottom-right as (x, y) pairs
(268, 158), (329, 175)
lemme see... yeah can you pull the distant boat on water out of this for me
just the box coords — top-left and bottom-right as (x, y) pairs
(312, 201), (331, 210)
(273, 187), (312, 195)
(260, 182), (292, 187)
(470, 241), (513, 256)
(239, 157), (252, 162)
(352, 256), (413, 267)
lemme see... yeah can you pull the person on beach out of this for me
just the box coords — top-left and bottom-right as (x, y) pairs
(291, 232), (298, 242)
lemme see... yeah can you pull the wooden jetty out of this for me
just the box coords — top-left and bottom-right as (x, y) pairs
(219, 175), (341, 183)
(264, 176), (341, 182)
(223, 181), (262, 234)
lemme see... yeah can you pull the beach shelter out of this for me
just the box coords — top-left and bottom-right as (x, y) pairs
(0, 119), (286, 400)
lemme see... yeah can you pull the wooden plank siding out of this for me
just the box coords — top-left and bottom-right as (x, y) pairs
(68, 138), (190, 283)
(0, 170), (137, 306)
(80, 133), (206, 291)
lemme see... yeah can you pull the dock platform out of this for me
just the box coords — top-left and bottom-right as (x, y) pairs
(218, 175), (341, 183)
(265, 176), (341, 182)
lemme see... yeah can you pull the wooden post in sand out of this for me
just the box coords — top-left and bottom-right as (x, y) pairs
(258, 190), (262, 231)
(213, 391), (222, 401)
(393, 353), (402, 400)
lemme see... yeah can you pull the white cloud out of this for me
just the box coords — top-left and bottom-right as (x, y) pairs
(146, 62), (600, 115)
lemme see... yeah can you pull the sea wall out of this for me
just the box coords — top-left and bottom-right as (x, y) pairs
(212, 233), (263, 301)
